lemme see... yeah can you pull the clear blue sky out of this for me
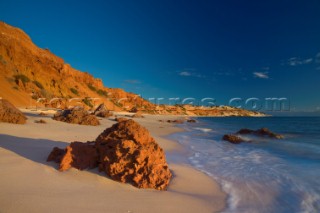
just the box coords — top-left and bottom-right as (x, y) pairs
(1, 0), (320, 112)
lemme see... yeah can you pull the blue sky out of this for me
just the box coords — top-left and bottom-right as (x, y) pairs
(1, 0), (320, 112)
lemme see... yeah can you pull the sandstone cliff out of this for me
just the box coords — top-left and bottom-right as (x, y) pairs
(0, 21), (152, 111)
(0, 21), (266, 117)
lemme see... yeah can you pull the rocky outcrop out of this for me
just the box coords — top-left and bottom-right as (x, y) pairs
(53, 107), (100, 126)
(237, 128), (284, 139)
(223, 128), (283, 144)
(95, 119), (171, 190)
(131, 112), (144, 118)
(47, 119), (172, 190)
(167, 119), (184, 124)
(60, 142), (98, 171)
(47, 142), (98, 171)
(115, 117), (128, 122)
(0, 99), (27, 124)
(93, 103), (113, 118)
(35, 119), (46, 124)
(222, 134), (245, 144)
(47, 147), (66, 163)
(187, 119), (196, 123)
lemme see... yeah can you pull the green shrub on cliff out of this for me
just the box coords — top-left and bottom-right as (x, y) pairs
(14, 74), (30, 84)
(87, 84), (97, 91)
(97, 89), (108, 97)
(70, 88), (79, 96)
(82, 97), (93, 108)
(33, 80), (44, 89)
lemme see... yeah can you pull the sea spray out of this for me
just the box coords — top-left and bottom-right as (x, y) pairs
(169, 117), (320, 213)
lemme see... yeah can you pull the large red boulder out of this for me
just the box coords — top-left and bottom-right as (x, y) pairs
(47, 119), (172, 190)
(95, 119), (171, 190)
(0, 99), (27, 124)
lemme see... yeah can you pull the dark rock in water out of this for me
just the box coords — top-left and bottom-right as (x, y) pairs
(187, 119), (196, 123)
(236, 128), (255, 134)
(0, 99), (27, 124)
(53, 107), (100, 126)
(237, 128), (283, 139)
(222, 134), (245, 144)
(47, 119), (172, 190)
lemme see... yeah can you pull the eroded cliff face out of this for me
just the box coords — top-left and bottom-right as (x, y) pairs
(0, 21), (151, 110)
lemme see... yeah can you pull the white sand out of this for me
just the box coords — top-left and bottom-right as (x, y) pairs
(0, 110), (226, 213)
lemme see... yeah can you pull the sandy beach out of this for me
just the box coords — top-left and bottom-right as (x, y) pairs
(0, 109), (226, 213)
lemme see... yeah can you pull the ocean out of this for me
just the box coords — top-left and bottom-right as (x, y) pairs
(169, 117), (320, 213)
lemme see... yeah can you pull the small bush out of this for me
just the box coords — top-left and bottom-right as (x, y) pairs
(12, 86), (19, 90)
(82, 97), (93, 108)
(97, 89), (108, 97)
(41, 89), (52, 99)
(33, 80), (44, 89)
(0, 55), (6, 65)
(114, 101), (123, 108)
(14, 74), (30, 84)
(70, 88), (79, 95)
(87, 84), (97, 91)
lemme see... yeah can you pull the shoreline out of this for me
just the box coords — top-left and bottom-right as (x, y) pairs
(0, 109), (226, 213)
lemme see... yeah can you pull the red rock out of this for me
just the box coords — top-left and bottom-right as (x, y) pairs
(47, 147), (65, 163)
(47, 142), (99, 171)
(95, 110), (113, 118)
(115, 117), (128, 122)
(47, 119), (171, 190)
(53, 107), (100, 126)
(0, 99), (27, 124)
(93, 103), (113, 118)
(167, 119), (184, 124)
(131, 112), (144, 118)
(35, 119), (46, 124)
(129, 107), (138, 113)
(95, 119), (172, 190)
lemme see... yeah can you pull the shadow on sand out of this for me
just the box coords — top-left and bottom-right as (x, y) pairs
(0, 134), (67, 167)
(23, 112), (52, 119)
(0, 134), (111, 178)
